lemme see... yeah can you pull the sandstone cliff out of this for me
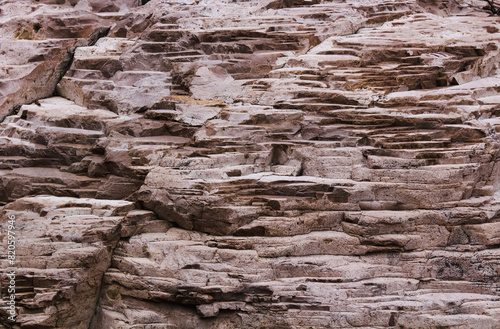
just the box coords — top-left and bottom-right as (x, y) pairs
(1, 0), (500, 328)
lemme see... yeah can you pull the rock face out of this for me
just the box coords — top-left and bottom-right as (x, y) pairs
(2, 0), (500, 328)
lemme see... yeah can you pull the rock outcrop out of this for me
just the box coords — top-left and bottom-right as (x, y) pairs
(2, 0), (500, 328)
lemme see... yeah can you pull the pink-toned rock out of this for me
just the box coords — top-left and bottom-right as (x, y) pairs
(1, 0), (500, 328)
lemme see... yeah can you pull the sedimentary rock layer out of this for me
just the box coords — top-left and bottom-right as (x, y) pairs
(1, 0), (500, 328)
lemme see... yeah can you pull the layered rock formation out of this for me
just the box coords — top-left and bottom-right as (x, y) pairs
(2, 0), (500, 328)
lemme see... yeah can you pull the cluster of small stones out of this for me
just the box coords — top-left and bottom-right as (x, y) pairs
(2, 0), (500, 328)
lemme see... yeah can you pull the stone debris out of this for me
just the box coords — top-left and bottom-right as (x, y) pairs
(1, 0), (500, 328)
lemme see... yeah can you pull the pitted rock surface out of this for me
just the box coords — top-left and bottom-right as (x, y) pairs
(2, 0), (500, 328)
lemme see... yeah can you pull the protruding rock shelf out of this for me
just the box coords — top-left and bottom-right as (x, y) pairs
(1, 0), (500, 328)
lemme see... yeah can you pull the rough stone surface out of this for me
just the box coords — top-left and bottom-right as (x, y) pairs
(2, 0), (500, 328)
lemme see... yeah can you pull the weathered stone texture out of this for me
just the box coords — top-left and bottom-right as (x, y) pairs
(2, 0), (500, 328)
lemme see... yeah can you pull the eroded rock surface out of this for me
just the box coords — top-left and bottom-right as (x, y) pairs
(2, 0), (500, 328)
